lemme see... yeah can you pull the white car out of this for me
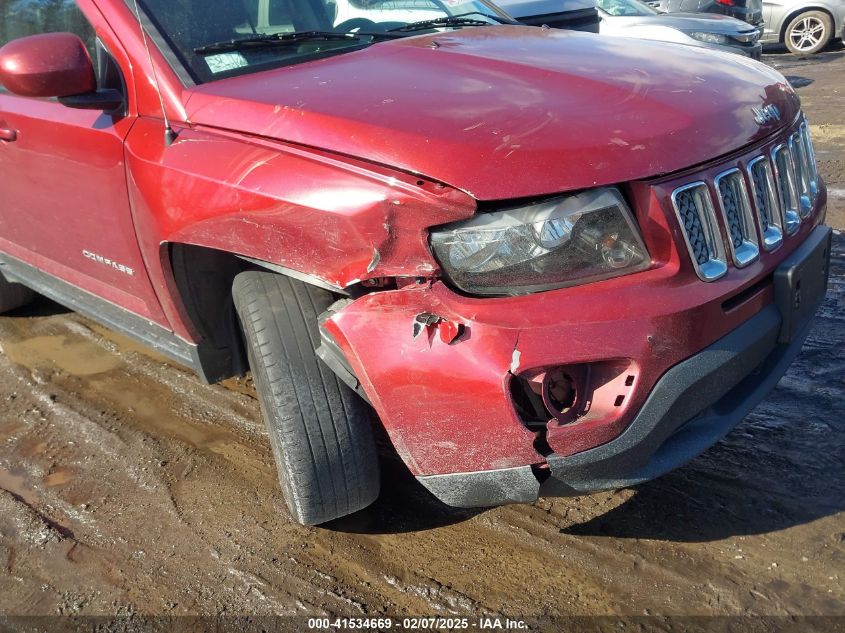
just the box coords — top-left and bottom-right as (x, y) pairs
(332, 0), (460, 28)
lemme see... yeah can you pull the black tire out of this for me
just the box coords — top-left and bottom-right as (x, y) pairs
(784, 10), (833, 55)
(232, 271), (380, 525)
(0, 272), (35, 314)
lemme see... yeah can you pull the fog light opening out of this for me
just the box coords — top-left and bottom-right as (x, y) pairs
(532, 430), (554, 457)
(543, 369), (578, 421)
(531, 462), (552, 483)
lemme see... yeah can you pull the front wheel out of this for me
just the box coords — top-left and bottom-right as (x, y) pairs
(784, 11), (833, 55)
(233, 271), (380, 525)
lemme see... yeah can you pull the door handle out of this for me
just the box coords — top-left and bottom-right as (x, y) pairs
(0, 125), (17, 142)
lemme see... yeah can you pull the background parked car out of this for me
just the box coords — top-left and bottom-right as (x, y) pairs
(501, 0), (764, 56)
(645, 0), (765, 31)
(648, 0), (845, 53)
(317, 0), (600, 34)
(499, 0), (601, 30)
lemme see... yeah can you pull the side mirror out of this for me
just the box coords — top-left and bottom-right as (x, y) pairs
(0, 33), (122, 112)
(0, 32), (96, 98)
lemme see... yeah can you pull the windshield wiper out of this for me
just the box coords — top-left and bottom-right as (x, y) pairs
(194, 30), (401, 54)
(388, 11), (515, 33)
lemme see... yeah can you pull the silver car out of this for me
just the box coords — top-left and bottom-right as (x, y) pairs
(501, 0), (764, 56)
(761, 0), (845, 53)
(597, 0), (763, 57)
(649, 0), (845, 53)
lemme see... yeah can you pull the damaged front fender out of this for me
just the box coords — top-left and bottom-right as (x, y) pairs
(320, 282), (544, 477)
(125, 120), (477, 309)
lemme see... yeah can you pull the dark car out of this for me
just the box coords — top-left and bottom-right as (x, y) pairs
(647, 0), (765, 31)
(501, 0), (601, 30)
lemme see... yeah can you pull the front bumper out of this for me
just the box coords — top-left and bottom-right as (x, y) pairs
(703, 40), (763, 59)
(417, 226), (831, 507)
(744, 41), (763, 59)
(319, 114), (827, 506)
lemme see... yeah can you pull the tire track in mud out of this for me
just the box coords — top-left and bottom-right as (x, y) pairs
(0, 312), (341, 614)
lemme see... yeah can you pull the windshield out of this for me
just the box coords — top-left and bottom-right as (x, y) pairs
(596, 0), (657, 16)
(137, 0), (514, 83)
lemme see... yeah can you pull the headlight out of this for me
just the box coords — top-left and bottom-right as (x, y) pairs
(687, 31), (730, 45)
(430, 188), (651, 296)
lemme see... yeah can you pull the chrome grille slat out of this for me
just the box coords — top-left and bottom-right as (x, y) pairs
(771, 144), (801, 235)
(747, 156), (784, 252)
(669, 115), (818, 282)
(800, 121), (820, 200)
(789, 132), (812, 219)
(671, 182), (728, 281)
(714, 169), (759, 268)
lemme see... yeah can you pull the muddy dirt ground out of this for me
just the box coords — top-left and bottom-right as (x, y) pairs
(0, 46), (844, 621)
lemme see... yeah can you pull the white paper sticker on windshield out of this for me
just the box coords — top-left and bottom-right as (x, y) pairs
(205, 52), (249, 74)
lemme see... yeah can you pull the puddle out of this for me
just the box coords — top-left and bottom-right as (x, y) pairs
(91, 376), (246, 461)
(0, 467), (40, 507)
(19, 438), (48, 458)
(2, 335), (122, 376)
(44, 468), (74, 488)
(0, 420), (25, 444)
(85, 322), (174, 367)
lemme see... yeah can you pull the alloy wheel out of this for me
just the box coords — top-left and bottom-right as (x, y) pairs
(789, 16), (826, 51)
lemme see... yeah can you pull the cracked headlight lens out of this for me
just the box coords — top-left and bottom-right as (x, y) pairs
(687, 31), (730, 45)
(430, 188), (651, 296)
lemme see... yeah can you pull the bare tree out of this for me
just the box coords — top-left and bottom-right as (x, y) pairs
(0, 0), (10, 43)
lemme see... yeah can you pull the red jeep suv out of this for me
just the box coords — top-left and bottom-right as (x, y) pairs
(0, 0), (830, 525)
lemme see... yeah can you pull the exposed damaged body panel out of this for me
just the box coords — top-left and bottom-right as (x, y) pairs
(319, 199), (828, 481)
(122, 118), (476, 341)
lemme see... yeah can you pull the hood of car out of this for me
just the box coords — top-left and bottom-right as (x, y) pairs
(651, 11), (760, 34)
(186, 25), (799, 201)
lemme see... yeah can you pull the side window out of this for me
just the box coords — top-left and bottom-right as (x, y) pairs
(268, 0), (295, 28)
(244, 0), (297, 35)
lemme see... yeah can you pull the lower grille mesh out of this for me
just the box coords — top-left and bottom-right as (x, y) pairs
(718, 176), (744, 249)
(750, 160), (772, 232)
(674, 189), (710, 265)
(671, 182), (727, 280)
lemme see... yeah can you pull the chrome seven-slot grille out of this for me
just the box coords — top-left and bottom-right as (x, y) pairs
(671, 117), (820, 281)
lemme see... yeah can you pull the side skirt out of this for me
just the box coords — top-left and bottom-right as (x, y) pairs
(0, 252), (212, 380)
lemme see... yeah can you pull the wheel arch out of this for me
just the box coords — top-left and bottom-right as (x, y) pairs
(166, 242), (348, 383)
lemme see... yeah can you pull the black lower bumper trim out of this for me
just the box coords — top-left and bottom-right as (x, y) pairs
(544, 304), (786, 494)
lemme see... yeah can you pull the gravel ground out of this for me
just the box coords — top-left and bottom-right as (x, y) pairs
(0, 43), (843, 621)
